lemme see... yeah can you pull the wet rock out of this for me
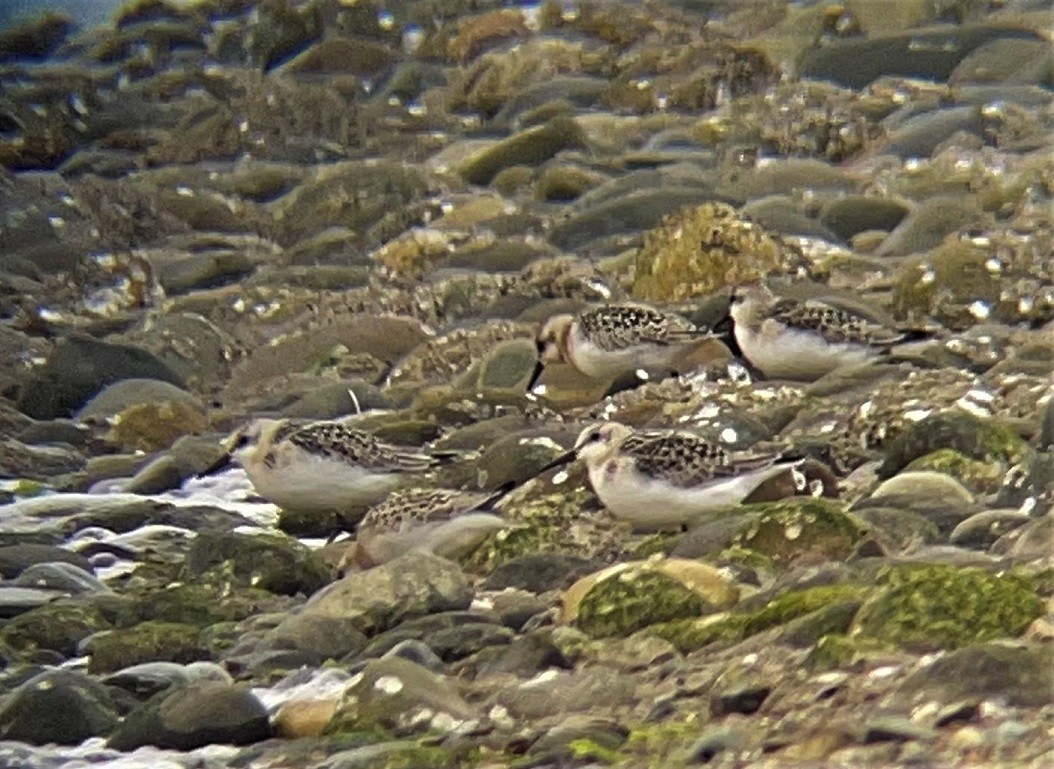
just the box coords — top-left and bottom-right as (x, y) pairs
(850, 506), (942, 554)
(279, 36), (397, 77)
(711, 681), (771, 716)
(267, 160), (432, 247)
(475, 629), (568, 678)
(459, 116), (586, 185)
(427, 620), (515, 662)
(16, 419), (91, 448)
(863, 716), (938, 744)
(272, 697), (337, 739)
(687, 726), (749, 764)
(905, 449), (1005, 494)
(13, 562), (108, 594)
(0, 600), (111, 657)
(102, 399), (211, 453)
(326, 657), (478, 735)
(858, 471), (978, 535)
(483, 552), (598, 593)
(949, 509), (1033, 549)
(261, 613), (368, 661)
(875, 196), (984, 256)
(0, 586), (68, 619)
(102, 660), (232, 700)
(119, 312), (239, 395)
(879, 412), (1029, 479)
(494, 666), (636, 719)
(548, 186), (714, 252)
(820, 196), (909, 240)
(950, 38), (1054, 86)
(0, 544), (93, 579)
(455, 338), (537, 393)
(632, 201), (802, 301)
(108, 681), (271, 751)
(851, 564), (1043, 651)
(887, 642), (1053, 710)
(0, 670), (117, 745)
(798, 25), (1045, 89)
(300, 551), (472, 635)
(563, 559), (739, 638)
(17, 335), (185, 420)
(86, 621), (209, 674)
(526, 715), (629, 764)
(282, 379), (391, 420)
(730, 499), (867, 569)
(0, 438), (85, 480)
(650, 583), (863, 653)
(182, 531), (330, 597)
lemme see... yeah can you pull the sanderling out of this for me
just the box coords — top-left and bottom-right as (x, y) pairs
(221, 418), (458, 514)
(729, 284), (914, 381)
(338, 485), (513, 572)
(540, 422), (805, 531)
(528, 303), (717, 390)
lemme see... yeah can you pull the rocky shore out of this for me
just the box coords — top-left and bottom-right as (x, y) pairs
(0, 0), (1051, 767)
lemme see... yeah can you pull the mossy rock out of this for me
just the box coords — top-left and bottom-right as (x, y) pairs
(459, 115), (586, 185)
(851, 564), (1044, 651)
(576, 570), (708, 638)
(905, 448), (1005, 493)
(649, 583), (864, 653)
(632, 201), (798, 301)
(87, 621), (208, 674)
(879, 411), (1029, 479)
(804, 632), (891, 671)
(0, 602), (112, 658)
(104, 400), (210, 452)
(182, 531), (331, 597)
(731, 499), (866, 568)
(463, 488), (605, 573)
(891, 240), (1003, 328)
(116, 578), (279, 628)
(571, 561), (738, 639)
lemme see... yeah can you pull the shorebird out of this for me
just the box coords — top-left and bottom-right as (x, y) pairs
(337, 485), (513, 572)
(729, 284), (916, 381)
(528, 303), (717, 391)
(539, 422), (805, 531)
(220, 418), (458, 514)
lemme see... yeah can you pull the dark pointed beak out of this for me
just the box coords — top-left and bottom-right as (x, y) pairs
(534, 448), (578, 476)
(526, 359), (546, 392)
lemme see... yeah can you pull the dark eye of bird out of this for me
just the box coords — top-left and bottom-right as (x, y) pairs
(233, 433), (250, 449)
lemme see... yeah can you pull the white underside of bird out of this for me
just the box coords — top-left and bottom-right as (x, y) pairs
(734, 321), (873, 380)
(588, 457), (803, 531)
(239, 444), (403, 512)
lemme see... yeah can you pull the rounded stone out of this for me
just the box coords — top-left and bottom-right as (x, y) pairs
(0, 670), (117, 745)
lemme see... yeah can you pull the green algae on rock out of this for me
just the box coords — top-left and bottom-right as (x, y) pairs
(851, 564), (1044, 651)
(87, 621), (207, 674)
(649, 583), (864, 653)
(632, 202), (800, 302)
(905, 448), (1005, 493)
(878, 410), (1029, 479)
(459, 116), (586, 186)
(730, 498), (867, 569)
(0, 601), (111, 658)
(182, 530), (331, 597)
(576, 569), (711, 639)
(565, 559), (740, 639)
